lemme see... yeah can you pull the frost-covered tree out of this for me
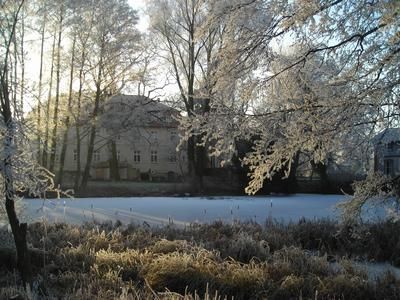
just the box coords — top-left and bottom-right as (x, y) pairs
(147, 0), (223, 190)
(78, 0), (141, 190)
(0, 0), (58, 287)
(179, 0), (400, 217)
(26, 0), (142, 190)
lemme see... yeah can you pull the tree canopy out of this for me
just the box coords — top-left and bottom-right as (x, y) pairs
(171, 0), (400, 217)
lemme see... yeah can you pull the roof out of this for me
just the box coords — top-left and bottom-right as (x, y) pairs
(373, 128), (400, 145)
(107, 95), (177, 113)
(101, 94), (180, 129)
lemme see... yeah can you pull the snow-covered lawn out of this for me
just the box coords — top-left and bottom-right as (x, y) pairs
(22, 194), (354, 226)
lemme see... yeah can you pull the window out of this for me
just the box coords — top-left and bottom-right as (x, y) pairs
(151, 150), (158, 163)
(384, 159), (394, 175)
(93, 150), (100, 162)
(170, 131), (177, 141)
(73, 149), (77, 161)
(117, 150), (121, 161)
(133, 150), (140, 163)
(168, 151), (177, 163)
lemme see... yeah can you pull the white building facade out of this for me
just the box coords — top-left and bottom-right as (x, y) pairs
(61, 95), (187, 181)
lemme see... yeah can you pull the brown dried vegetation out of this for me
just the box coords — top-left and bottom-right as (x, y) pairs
(0, 219), (399, 299)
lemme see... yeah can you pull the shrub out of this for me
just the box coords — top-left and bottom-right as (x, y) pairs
(272, 246), (331, 277)
(216, 260), (268, 299)
(94, 248), (151, 282)
(227, 231), (270, 262)
(150, 239), (191, 254)
(318, 274), (371, 300)
(272, 274), (305, 299)
(144, 252), (215, 294)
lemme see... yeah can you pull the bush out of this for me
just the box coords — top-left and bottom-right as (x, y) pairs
(144, 252), (215, 294)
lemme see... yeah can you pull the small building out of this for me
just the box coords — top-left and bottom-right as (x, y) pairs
(373, 128), (400, 176)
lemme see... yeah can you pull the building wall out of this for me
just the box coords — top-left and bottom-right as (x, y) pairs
(59, 125), (187, 180)
(114, 126), (186, 175)
(375, 142), (400, 176)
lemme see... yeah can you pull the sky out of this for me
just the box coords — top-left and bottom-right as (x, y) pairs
(128, 0), (149, 32)
(23, 0), (151, 114)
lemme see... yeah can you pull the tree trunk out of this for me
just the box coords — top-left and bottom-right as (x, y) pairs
(12, 32), (18, 117)
(284, 151), (300, 193)
(187, 136), (195, 173)
(194, 140), (206, 192)
(37, 12), (46, 164)
(5, 196), (32, 288)
(109, 140), (120, 181)
(57, 36), (75, 186)
(42, 32), (56, 168)
(73, 47), (86, 191)
(193, 96), (211, 193)
(80, 40), (104, 191)
(311, 160), (330, 192)
(79, 83), (101, 190)
(80, 122), (97, 190)
(49, 9), (64, 172)
(74, 126), (81, 191)
(19, 7), (25, 113)
(2, 75), (32, 289)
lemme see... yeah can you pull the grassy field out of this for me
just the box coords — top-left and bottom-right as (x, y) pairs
(1, 219), (400, 299)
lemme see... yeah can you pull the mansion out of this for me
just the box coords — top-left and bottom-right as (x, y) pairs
(61, 95), (188, 181)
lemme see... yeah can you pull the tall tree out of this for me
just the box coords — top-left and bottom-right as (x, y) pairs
(19, 4), (25, 111)
(57, 35), (76, 185)
(148, 0), (220, 191)
(79, 0), (140, 190)
(49, 2), (64, 172)
(41, 31), (56, 168)
(0, 0), (56, 287)
(0, 1), (32, 286)
(35, 0), (47, 163)
(69, 1), (95, 190)
(179, 0), (400, 214)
